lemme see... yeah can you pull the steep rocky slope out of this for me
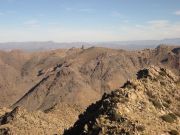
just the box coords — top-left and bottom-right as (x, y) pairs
(0, 49), (69, 107)
(0, 66), (179, 135)
(64, 66), (180, 135)
(0, 50), (32, 106)
(0, 103), (81, 135)
(0, 45), (180, 110)
(12, 45), (180, 111)
(11, 47), (147, 111)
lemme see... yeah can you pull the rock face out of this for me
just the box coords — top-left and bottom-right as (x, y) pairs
(64, 66), (180, 135)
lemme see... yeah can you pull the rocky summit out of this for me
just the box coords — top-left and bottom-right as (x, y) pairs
(64, 66), (180, 135)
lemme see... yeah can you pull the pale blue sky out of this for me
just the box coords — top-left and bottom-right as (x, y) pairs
(0, 0), (180, 42)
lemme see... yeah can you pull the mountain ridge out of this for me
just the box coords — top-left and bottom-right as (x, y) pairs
(7, 45), (180, 112)
(1, 66), (179, 134)
(64, 66), (180, 135)
(0, 38), (180, 51)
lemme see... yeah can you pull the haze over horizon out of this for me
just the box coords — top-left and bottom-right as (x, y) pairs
(0, 1), (180, 134)
(0, 0), (180, 42)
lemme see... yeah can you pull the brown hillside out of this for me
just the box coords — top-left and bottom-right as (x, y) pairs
(12, 45), (180, 111)
(64, 66), (180, 135)
(0, 45), (179, 110)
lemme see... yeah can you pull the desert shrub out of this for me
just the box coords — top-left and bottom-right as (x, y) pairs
(119, 98), (129, 103)
(146, 91), (156, 99)
(162, 98), (172, 108)
(160, 81), (166, 86)
(164, 98), (172, 104)
(161, 113), (177, 123)
(112, 112), (125, 123)
(162, 102), (170, 108)
(159, 69), (166, 76)
(0, 128), (10, 135)
(137, 69), (149, 79)
(152, 77), (158, 82)
(136, 125), (145, 132)
(149, 98), (163, 109)
(122, 81), (134, 89)
(119, 129), (131, 135)
(168, 130), (179, 135)
(111, 97), (120, 104)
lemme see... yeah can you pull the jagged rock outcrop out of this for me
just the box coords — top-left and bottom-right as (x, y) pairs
(64, 66), (180, 135)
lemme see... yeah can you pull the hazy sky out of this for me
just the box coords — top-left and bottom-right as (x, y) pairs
(0, 0), (180, 42)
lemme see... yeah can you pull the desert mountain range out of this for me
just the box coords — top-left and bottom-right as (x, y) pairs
(0, 45), (179, 109)
(0, 66), (179, 134)
(0, 45), (179, 134)
(0, 38), (180, 51)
